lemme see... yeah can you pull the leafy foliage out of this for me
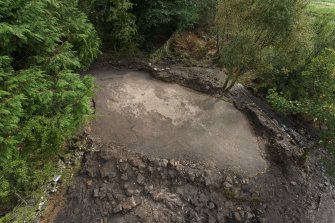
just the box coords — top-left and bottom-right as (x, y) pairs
(312, 15), (335, 56)
(0, 0), (99, 209)
(214, 0), (335, 175)
(267, 49), (335, 147)
(263, 4), (335, 154)
(80, 0), (137, 49)
(80, 0), (215, 50)
(133, 0), (213, 47)
(216, 0), (309, 92)
(134, 0), (199, 33)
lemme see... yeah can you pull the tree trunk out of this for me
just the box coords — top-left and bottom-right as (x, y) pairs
(222, 69), (242, 92)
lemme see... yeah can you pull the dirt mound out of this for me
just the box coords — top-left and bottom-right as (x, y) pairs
(55, 143), (261, 223)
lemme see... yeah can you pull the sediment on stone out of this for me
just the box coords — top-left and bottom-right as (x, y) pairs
(144, 63), (308, 175)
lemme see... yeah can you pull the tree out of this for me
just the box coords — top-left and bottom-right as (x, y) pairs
(80, 0), (137, 49)
(216, 0), (308, 92)
(80, 0), (215, 50)
(130, 0), (212, 47)
(312, 15), (335, 56)
(0, 0), (99, 209)
(267, 48), (335, 147)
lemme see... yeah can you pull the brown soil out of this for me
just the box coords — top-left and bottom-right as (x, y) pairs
(39, 188), (66, 223)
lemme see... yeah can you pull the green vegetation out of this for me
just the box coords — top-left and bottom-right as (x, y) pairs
(80, 0), (215, 50)
(132, 0), (204, 44)
(267, 49), (335, 145)
(80, 0), (137, 49)
(309, 0), (335, 17)
(0, 0), (99, 214)
(263, 2), (335, 158)
(212, 0), (335, 163)
(216, 0), (309, 92)
(1, 0), (335, 220)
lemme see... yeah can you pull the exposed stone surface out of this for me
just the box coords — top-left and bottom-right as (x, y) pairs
(136, 173), (145, 185)
(93, 188), (99, 198)
(51, 63), (335, 223)
(317, 193), (335, 223)
(91, 67), (267, 176)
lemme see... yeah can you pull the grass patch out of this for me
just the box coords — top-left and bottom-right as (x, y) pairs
(0, 135), (89, 223)
(308, 0), (335, 17)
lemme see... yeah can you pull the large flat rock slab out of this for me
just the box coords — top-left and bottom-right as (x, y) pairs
(91, 68), (267, 176)
(317, 193), (335, 223)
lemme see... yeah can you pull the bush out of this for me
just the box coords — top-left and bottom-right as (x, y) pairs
(0, 0), (99, 210)
(262, 10), (335, 152)
(134, 0), (199, 34)
(215, 0), (309, 92)
(80, 0), (215, 51)
(133, 0), (214, 47)
(80, 0), (137, 49)
(267, 49), (335, 148)
(312, 15), (335, 56)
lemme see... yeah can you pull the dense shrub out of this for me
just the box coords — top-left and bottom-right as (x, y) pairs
(133, 0), (199, 35)
(132, 0), (215, 47)
(80, 0), (137, 49)
(80, 0), (215, 50)
(0, 0), (99, 209)
(312, 15), (335, 56)
(215, 0), (309, 92)
(267, 49), (335, 148)
(262, 13), (335, 152)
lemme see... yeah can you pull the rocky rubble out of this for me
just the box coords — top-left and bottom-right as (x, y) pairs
(55, 144), (262, 223)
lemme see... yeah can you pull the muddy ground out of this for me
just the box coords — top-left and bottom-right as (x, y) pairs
(90, 68), (266, 176)
(49, 61), (335, 223)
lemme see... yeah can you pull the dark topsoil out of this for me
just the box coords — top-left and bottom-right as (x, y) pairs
(52, 60), (335, 223)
